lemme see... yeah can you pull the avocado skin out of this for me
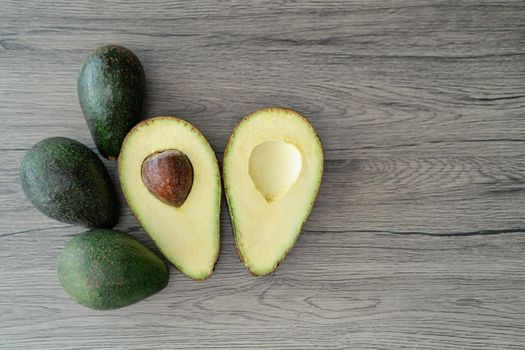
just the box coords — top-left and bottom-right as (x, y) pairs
(78, 45), (145, 160)
(58, 229), (169, 310)
(20, 137), (118, 228)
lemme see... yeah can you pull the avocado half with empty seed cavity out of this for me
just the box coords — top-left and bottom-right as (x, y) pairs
(118, 117), (221, 280)
(223, 108), (323, 276)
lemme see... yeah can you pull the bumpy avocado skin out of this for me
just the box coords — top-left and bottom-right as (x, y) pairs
(20, 137), (118, 228)
(78, 45), (145, 160)
(58, 229), (169, 310)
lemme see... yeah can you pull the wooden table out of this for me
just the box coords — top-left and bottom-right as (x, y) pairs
(2, 1), (524, 349)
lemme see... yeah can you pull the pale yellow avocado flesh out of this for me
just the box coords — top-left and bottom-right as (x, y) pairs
(224, 108), (323, 276)
(119, 117), (221, 280)
(249, 140), (302, 202)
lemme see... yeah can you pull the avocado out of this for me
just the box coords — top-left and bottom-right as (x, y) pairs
(58, 229), (169, 310)
(118, 117), (221, 280)
(20, 137), (118, 228)
(78, 44), (145, 160)
(223, 108), (323, 276)
(141, 149), (194, 207)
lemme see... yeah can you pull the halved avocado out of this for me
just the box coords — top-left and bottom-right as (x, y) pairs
(118, 117), (220, 280)
(223, 108), (323, 276)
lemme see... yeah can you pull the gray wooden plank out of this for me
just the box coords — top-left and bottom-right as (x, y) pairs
(1, 0), (524, 349)
(1, 1), (524, 157)
(2, 153), (525, 235)
(1, 227), (525, 349)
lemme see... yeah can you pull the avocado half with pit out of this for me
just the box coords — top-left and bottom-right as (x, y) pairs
(118, 117), (221, 280)
(223, 108), (323, 276)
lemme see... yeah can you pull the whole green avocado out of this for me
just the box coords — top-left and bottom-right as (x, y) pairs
(58, 229), (169, 310)
(20, 137), (118, 228)
(78, 44), (145, 160)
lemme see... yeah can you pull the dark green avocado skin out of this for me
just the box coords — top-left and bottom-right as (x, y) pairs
(78, 45), (145, 160)
(20, 137), (118, 228)
(58, 229), (169, 310)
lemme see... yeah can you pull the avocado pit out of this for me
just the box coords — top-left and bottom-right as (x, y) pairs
(141, 149), (193, 207)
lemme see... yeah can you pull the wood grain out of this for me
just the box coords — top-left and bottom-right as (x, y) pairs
(1, 1), (524, 349)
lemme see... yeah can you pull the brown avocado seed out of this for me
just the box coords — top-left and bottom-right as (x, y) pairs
(141, 149), (193, 207)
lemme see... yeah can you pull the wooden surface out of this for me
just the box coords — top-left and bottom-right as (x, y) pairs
(1, 1), (525, 349)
